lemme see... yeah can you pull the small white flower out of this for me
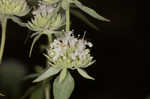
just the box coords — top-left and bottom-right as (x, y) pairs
(88, 42), (93, 47)
(46, 31), (95, 69)
(69, 53), (76, 60)
(32, 3), (56, 15)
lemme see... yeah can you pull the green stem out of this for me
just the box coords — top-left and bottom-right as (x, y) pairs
(44, 58), (51, 99)
(66, 3), (70, 32)
(45, 83), (50, 99)
(0, 18), (7, 64)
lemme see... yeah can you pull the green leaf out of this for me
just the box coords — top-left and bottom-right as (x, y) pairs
(20, 86), (39, 99)
(77, 68), (95, 80)
(33, 67), (60, 83)
(71, 9), (99, 30)
(22, 73), (40, 81)
(9, 16), (26, 27)
(53, 71), (75, 99)
(72, 0), (110, 22)
(59, 68), (67, 83)
(0, 93), (5, 96)
(29, 34), (42, 57)
(30, 86), (44, 99)
(80, 60), (96, 68)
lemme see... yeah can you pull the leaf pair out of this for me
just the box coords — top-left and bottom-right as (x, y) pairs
(61, 0), (110, 30)
(33, 67), (74, 99)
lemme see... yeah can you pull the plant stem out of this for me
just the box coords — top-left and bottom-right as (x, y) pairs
(0, 18), (7, 64)
(44, 58), (51, 99)
(66, 2), (70, 32)
(45, 82), (50, 99)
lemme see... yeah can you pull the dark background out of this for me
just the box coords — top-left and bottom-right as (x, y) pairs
(0, 0), (141, 99)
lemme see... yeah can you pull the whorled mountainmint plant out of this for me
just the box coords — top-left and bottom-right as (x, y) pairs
(21, 0), (110, 99)
(33, 31), (95, 82)
(0, 0), (30, 63)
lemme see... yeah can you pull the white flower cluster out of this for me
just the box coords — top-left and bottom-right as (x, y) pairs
(46, 31), (94, 69)
(32, 2), (56, 15)
(27, 1), (63, 32)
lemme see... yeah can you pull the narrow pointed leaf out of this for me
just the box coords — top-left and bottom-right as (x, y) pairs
(73, 0), (110, 22)
(0, 93), (5, 96)
(33, 67), (60, 83)
(22, 73), (40, 81)
(29, 34), (41, 57)
(59, 68), (67, 83)
(53, 71), (75, 99)
(80, 60), (96, 68)
(71, 9), (99, 30)
(10, 16), (26, 27)
(77, 68), (95, 80)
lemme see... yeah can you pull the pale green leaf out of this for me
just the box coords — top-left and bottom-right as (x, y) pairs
(9, 16), (26, 27)
(77, 68), (95, 80)
(53, 71), (74, 99)
(30, 86), (44, 99)
(71, 9), (99, 30)
(29, 34), (42, 57)
(0, 93), (5, 96)
(22, 73), (40, 81)
(33, 67), (60, 83)
(20, 86), (39, 99)
(80, 60), (96, 68)
(59, 68), (67, 83)
(72, 0), (110, 22)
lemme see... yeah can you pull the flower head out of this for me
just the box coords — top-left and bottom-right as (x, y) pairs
(0, 0), (30, 17)
(27, 3), (63, 32)
(46, 31), (95, 69)
(33, 31), (95, 83)
(27, 13), (63, 32)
